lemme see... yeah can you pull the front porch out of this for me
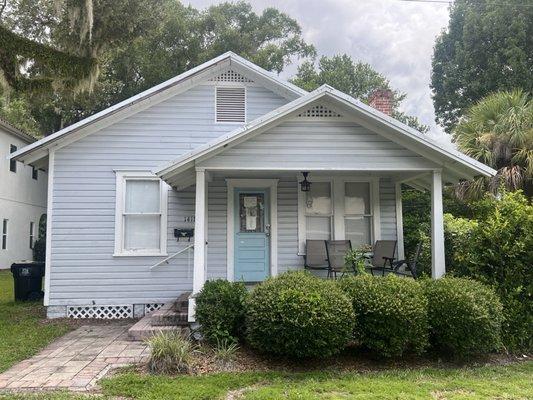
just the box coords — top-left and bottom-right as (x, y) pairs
(167, 168), (446, 320)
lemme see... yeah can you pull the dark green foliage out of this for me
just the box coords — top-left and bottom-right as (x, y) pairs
(291, 54), (428, 133)
(401, 187), (472, 276)
(445, 191), (533, 352)
(246, 271), (354, 358)
(431, 0), (533, 132)
(423, 277), (503, 356)
(195, 280), (248, 344)
(339, 274), (428, 357)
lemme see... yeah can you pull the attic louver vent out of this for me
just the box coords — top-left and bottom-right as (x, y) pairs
(216, 87), (246, 122)
(298, 104), (342, 118)
(210, 70), (254, 83)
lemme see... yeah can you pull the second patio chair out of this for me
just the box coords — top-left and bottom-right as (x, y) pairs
(365, 240), (397, 276)
(325, 240), (353, 279)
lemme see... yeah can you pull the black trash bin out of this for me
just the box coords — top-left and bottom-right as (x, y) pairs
(10, 262), (45, 301)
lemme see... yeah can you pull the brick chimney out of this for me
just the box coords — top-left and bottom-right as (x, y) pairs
(368, 89), (393, 116)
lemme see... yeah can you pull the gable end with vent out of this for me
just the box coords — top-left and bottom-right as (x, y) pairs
(296, 104), (343, 119)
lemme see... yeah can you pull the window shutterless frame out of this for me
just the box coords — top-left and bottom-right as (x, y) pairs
(114, 171), (168, 257)
(9, 145), (17, 172)
(29, 221), (35, 249)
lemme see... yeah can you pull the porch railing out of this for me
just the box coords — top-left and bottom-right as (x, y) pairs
(150, 244), (194, 269)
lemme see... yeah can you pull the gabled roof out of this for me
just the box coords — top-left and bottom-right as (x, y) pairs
(0, 118), (37, 143)
(155, 85), (496, 183)
(11, 51), (307, 164)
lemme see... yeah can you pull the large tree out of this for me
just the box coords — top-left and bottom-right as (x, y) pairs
(292, 54), (429, 133)
(431, 0), (533, 133)
(453, 90), (533, 199)
(2, 0), (315, 134)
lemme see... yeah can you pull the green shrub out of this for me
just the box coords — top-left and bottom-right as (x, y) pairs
(246, 271), (354, 358)
(195, 280), (248, 344)
(423, 277), (503, 356)
(446, 191), (533, 352)
(339, 274), (428, 357)
(147, 331), (194, 374)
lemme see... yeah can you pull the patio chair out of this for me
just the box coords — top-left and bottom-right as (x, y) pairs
(392, 242), (422, 279)
(325, 240), (353, 279)
(303, 240), (331, 277)
(365, 240), (397, 276)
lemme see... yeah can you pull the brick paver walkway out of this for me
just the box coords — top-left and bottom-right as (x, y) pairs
(0, 324), (149, 391)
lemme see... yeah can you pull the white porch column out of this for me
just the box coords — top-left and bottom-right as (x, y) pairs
(431, 170), (445, 278)
(189, 169), (207, 321)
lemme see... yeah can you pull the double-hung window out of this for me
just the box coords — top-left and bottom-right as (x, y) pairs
(298, 177), (379, 253)
(304, 181), (332, 240)
(114, 172), (168, 256)
(344, 182), (373, 247)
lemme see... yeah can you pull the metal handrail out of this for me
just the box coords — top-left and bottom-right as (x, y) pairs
(150, 244), (194, 269)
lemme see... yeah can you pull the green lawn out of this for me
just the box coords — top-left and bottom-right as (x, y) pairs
(0, 362), (531, 399)
(0, 270), (73, 372)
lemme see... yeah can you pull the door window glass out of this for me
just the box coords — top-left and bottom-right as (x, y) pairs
(239, 193), (264, 233)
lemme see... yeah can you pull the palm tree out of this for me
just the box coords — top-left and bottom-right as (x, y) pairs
(453, 90), (533, 199)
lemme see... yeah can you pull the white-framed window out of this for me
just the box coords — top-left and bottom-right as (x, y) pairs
(344, 181), (372, 248)
(298, 177), (380, 254)
(114, 171), (168, 256)
(304, 180), (333, 241)
(2, 219), (7, 250)
(215, 86), (246, 123)
(29, 221), (35, 249)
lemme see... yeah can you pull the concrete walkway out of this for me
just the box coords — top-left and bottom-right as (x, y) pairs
(0, 323), (149, 391)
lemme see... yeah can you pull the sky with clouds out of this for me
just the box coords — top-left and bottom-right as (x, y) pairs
(186, 0), (452, 142)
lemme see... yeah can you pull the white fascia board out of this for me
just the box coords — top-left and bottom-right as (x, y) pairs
(324, 88), (497, 177)
(156, 85), (496, 180)
(10, 51), (307, 164)
(155, 88), (329, 179)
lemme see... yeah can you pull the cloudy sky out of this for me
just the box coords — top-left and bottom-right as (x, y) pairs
(187, 0), (451, 141)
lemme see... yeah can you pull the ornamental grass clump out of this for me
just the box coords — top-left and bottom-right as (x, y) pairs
(246, 271), (354, 358)
(146, 331), (194, 374)
(339, 274), (429, 357)
(423, 277), (503, 357)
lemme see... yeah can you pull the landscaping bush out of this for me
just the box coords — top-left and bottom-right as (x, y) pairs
(446, 191), (533, 352)
(339, 274), (428, 357)
(246, 271), (354, 358)
(147, 331), (194, 374)
(423, 277), (503, 357)
(195, 279), (248, 344)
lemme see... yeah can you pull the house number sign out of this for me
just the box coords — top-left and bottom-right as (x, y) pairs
(184, 216), (195, 223)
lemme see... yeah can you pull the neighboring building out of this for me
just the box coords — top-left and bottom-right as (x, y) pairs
(0, 119), (47, 269)
(11, 53), (495, 319)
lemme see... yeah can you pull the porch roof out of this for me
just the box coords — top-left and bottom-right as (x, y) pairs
(154, 85), (496, 189)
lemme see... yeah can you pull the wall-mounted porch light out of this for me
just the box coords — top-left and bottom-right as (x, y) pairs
(299, 171), (311, 192)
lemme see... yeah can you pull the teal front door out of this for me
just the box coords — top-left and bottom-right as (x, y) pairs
(234, 189), (270, 282)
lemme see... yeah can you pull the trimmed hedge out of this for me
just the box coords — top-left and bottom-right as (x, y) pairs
(246, 271), (354, 358)
(339, 274), (428, 357)
(195, 280), (248, 343)
(423, 277), (503, 356)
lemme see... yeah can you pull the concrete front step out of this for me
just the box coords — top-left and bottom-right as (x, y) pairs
(128, 316), (190, 341)
(150, 302), (188, 326)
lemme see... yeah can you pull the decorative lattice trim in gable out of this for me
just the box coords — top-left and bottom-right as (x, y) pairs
(67, 305), (133, 319)
(145, 303), (164, 314)
(210, 69), (254, 83)
(297, 104), (342, 118)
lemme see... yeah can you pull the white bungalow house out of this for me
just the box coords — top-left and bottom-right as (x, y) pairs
(0, 119), (47, 269)
(11, 52), (495, 320)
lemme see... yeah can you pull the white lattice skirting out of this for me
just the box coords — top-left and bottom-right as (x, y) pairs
(67, 305), (133, 319)
(298, 104), (343, 118)
(145, 303), (164, 314)
(210, 69), (254, 83)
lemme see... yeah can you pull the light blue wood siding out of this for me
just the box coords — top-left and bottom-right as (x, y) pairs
(200, 120), (438, 170)
(49, 83), (289, 306)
